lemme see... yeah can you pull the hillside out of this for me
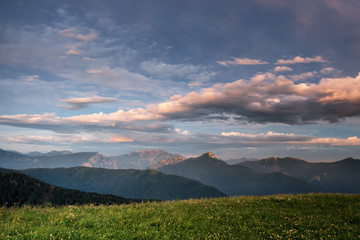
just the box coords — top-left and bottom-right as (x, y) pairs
(1, 194), (359, 239)
(148, 156), (186, 169)
(21, 167), (227, 200)
(0, 171), (139, 207)
(0, 148), (183, 170)
(158, 152), (313, 196)
(239, 157), (360, 193)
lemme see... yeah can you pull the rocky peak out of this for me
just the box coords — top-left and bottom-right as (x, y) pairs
(202, 152), (216, 159)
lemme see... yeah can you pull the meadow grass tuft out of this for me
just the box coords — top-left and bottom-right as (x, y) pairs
(1, 194), (359, 239)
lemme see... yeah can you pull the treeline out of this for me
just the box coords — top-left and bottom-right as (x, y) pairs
(0, 172), (141, 207)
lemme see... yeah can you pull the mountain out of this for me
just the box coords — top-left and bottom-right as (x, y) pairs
(148, 156), (186, 169)
(20, 167), (227, 201)
(106, 149), (183, 169)
(0, 148), (36, 169)
(0, 169), (139, 207)
(158, 152), (313, 196)
(0, 148), (182, 170)
(238, 157), (360, 193)
(0, 148), (101, 169)
(32, 150), (74, 157)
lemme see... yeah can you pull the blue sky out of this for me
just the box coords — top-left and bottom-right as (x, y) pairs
(1, 0), (360, 161)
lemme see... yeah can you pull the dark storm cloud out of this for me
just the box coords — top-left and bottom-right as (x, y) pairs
(150, 73), (360, 124)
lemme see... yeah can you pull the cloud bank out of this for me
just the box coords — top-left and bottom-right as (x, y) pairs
(276, 56), (326, 65)
(150, 73), (360, 124)
(2, 72), (360, 132)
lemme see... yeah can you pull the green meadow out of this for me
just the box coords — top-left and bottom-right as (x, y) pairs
(1, 194), (359, 239)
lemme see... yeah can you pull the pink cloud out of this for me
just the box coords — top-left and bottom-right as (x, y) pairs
(2, 72), (360, 129)
(308, 136), (360, 146)
(276, 56), (326, 65)
(290, 71), (317, 81)
(274, 66), (293, 72)
(58, 28), (98, 42)
(220, 131), (360, 146)
(109, 136), (134, 143)
(86, 67), (119, 77)
(315, 75), (360, 103)
(149, 72), (360, 124)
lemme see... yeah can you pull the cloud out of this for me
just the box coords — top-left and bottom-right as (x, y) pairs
(149, 72), (360, 124)
(108, 136), (134, 143)
(188, 82), (203, 87)
(57, 27), (98, 57)
(308, 136), (360, 146)
(83, 57), (95, 61)
(289, 71), (317, 81)
(2, 72), (360, 135)
(0, 24), (67, 69)
(220, 131), (360, 146)
(0, 111), (172, 134)
(86, 67), (119, 77)
(65, 44), (82, 55)
(141, 60), (216, 82)
(70, 66), (151, 91)
(217, 57), (268, 66)
(320, 67), (336, 74)
(58, 28), (98, 42)
(221, 131), (295, 138)
(175, 129), (190, 136)
(324, 0), (360, 20)
(276, 56), (326, 65)
(59, 96), (119, 110)
(221, 131), (311, 143)
(274, 66), (293, 72)
(8, 133), (134, 145)
(26, 75), (40, 82)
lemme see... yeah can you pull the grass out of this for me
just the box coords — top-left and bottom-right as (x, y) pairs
(0, 194), (359, 239)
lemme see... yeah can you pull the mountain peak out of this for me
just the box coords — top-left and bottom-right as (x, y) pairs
(202, 152), (216, 159)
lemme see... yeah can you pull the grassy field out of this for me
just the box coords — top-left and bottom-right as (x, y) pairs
(1, 194), (359, 239)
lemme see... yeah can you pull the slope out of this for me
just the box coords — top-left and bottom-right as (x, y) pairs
(238, 157), (360, 193)
(158, 152), (313, 196)
(0, 170), (139, 207)
(21, 167), (227, 200)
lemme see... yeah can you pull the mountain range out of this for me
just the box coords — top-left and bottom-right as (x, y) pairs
(1, 148), (360, 202)
(19, 167), (226, 200)
(157, 152), (314, 196)
(0, 148), (182, 170)
(238, 157), (360, 193)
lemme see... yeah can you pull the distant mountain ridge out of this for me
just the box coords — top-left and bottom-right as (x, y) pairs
(106, 149), (182, 169)
(238, 156), (360, 193)
(20, 167), (227, 200)
(27, 150), (74, 157)
(158, 152), (313, 196)
(0, 148), (183, 170)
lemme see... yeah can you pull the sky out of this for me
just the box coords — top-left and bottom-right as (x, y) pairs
(1, 0), (360, 161)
